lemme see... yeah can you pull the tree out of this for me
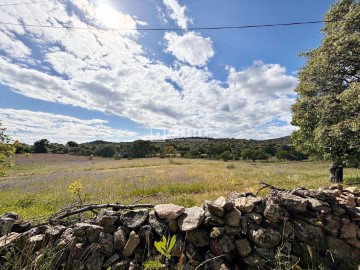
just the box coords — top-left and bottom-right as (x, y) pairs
(0, 123), (16, 176)
(220, 150), (233, 162)
(67, 141), (78, 148)
(95, 145), (116, 158)
(291, 0), (360, 182)
(33, 139), (50, 153)
(164, 145), (176, 163)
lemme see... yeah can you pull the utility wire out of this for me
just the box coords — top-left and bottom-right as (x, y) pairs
(0, 0), (56, 7)
(0, 19), (345, 32)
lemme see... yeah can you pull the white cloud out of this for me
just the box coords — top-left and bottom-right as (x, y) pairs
(0, 109), (137, 144)
(162, 0), (192, 29)
(0, 1), (298, 141)
(164, 32), (215, 67)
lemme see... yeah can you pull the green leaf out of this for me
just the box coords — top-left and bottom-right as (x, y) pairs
(154, 241), (166, 256)
(168, 235), (176, 253)
(143, 261), (166, 269)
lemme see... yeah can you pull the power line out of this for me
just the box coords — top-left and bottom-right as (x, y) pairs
(0, 19), (345, 32)
(0, 0), (56, 7)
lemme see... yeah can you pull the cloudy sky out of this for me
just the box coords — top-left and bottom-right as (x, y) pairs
(0, 0), (334, 144)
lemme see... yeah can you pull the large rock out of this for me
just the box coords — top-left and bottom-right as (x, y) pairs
(0, 216), (16, 236)
(205, 201), (225, 217)
(98, 232), (114, 257)
(235, 238), (252, 257)
(234, 197), (256, 212)
(214, 196), (234, 210)
(224, 208), (241, 227)
(249, 227), (281, 248)
(123, 231), (140, 257)
(120, 209), (148, 229)
(307, 198), (330, 213)
(293, 219), (323, 245)
(154, 204), (185, 219)
(148, 210), (167, 236)
(278, 192), (308, 213)
(114, 228), (127, 251)
(178, 207), (205, 231)
(73, 223), (103, 243)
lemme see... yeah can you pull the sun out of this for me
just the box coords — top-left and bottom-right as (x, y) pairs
(95, 3), (121, 28)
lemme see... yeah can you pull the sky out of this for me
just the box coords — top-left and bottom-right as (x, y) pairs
(0, 0), (335, 144)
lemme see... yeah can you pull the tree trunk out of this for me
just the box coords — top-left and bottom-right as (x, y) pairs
(329, 162), (343, 183)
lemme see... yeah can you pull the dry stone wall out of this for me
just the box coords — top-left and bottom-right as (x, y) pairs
(1, 184), (360, 269)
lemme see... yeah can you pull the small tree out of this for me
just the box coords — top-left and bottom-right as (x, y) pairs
(164, 145), (176, 163)
(33, 139), (50, 153)
(0, 123), (16, 176)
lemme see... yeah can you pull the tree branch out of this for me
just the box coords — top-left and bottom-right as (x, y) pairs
(49, 203), (154, 224)
(256, 181), (286, 196)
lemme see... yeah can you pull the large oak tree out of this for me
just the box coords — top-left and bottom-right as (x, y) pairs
(291, 0), (360, 182)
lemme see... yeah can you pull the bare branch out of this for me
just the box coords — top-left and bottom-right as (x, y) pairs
(194, 254), (227, 270)
(49, 203), (154, 224)
(256, 180), (286, 196)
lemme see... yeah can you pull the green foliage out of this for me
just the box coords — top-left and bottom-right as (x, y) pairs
(0, 122), (16, 177)
(144, 235), (176, 269)
(291, 0), (360, 167)
(95, 145), (116, 158)
(220, 150), (233, 162)
(33, 139), (50, 153)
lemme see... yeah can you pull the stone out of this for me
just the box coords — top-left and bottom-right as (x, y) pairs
(210, 239), (222, 256)
(154, 204), (185, 219)
(224, 225), (241, 236)
(120, 209), (148, 229)
(278, 192), (308, 213)
(11, 221), (31, 233)
(103, 253), (120, 269)
(336, 195), (356, 208)
(250, 227), (281, 248)
(343, 186), (360, 195)
(331, 204), (346, 216)
(210, 227), (224, 238)
(177, 207), (205, 231)
(123, 231), (140, 257)
(235, 238), (252, 256)
(45, 225), (65, 242)
(293, 219), (323, 245)
(98, 232), (114, 257)
(86, 249), (104, 270)
(0, 217), (16, 236)
(340, 222), (357, 239)
(218, 234), (234, 253)
(204, 215), (225, 226)
(240, 216), (248, 234)
(149, 210), (167, 236)
(0, 232), (21, 248)
(234, 197), (255, 212)
(307, 198), (330, 213)
(73, 223), (103, 243)
(322, 214), (341, 236)
(224, 208), (241, 227)
(242, 253), (266, 267)
(29, 234), (45, 251)
(214, 196), (234, 210)
(205, 201), (225, 217)
(187, 230), (210, 247)
(97, 215), (118, 227)
(185, 244), (202, 265)
(114, 228), (127, 251)
(263, 199), (287, 223)
(168, 219), (178, 232)
(245, 212), (263, 224)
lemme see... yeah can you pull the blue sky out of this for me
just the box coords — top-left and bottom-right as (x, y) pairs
(0, 0), (334, 144)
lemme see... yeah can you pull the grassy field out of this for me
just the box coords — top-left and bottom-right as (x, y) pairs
(1, 154), (358, 220)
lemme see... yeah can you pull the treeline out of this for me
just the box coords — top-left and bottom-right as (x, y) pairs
(14, 136), (307, 162)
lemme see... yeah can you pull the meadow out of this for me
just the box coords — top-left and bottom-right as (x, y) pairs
(1, 154), (358, 220)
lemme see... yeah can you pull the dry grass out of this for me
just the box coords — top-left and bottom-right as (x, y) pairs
(1, 154), (358, 220)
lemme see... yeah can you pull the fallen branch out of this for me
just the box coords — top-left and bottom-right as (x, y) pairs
(49, 203), (154, 224)
(256, 180), (286, 196)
